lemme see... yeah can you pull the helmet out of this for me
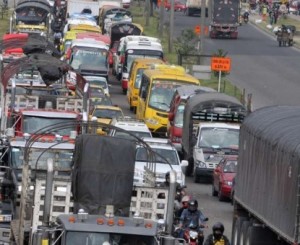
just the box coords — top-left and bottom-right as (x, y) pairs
(212, 222), (225, 233)
(188, 199), (198, 212)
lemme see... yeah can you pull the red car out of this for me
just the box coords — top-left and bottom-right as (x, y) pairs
(108, 41), (120, 68)
(165, 1), (187, 11)
(212, 155), (238, 202)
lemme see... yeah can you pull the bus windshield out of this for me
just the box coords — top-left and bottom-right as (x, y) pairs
(70, 47), (108, 70)
(148, 80), (193, 112)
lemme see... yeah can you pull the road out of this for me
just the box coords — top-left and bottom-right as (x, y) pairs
(109, 10), (300, 240)
(171, 11), (300, 110)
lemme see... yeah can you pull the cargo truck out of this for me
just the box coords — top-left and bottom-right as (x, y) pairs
(232, 105), (300, 245)
(210, 0), (240, 39)
(185, 0), (208, 17)
(181, 92), (247, 179)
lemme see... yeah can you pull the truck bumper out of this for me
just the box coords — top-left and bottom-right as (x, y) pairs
(0, 223), (11, 244)
(194, 167), (213, 180)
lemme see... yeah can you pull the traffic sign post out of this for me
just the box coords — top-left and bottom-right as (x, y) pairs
(211, 57), (231, 92)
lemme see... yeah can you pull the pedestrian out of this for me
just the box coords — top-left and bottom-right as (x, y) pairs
(274, 8), (279, 24)
(262, 4), (268, 21)
(269, 9), (274, 25)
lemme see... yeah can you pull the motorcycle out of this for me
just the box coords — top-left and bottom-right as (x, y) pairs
(243, 12), (249, 24)
(183, 222), (208, 245)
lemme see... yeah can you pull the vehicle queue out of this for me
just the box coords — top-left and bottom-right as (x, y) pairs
(0, 0), (242, 244)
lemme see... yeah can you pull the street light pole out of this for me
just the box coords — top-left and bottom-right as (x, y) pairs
(159, 0), (165, 38)
(169, 0), (174, 53)
(145, 0), (150, 26)
(199, 0), (206, 56)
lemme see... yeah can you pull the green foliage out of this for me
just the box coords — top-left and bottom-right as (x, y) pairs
(174, 29), (198, 55)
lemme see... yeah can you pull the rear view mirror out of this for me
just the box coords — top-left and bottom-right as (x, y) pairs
(180, 160), (188, 167)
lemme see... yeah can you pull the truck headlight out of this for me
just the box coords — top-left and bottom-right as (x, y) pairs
(145, 118), (159, 125)
(195, 160), (206, 168)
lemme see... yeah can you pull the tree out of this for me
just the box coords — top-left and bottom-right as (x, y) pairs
(174, 29), (198, 55)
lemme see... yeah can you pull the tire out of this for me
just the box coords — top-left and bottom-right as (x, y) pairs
(232, 217), (247, 245)
(122, 88), (127, 95)
(245, 226), (277, 245)
(212, 184), (217, 196)
(240, 220), (250, 245)
(194, 173), (199, 183)
(218, 184), (226, 202)
(278, 41), (282, 47)
(133, 107), (137, 114)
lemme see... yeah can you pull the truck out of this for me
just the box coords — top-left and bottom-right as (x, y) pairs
(209, 0), (240, 39)
(185, 0), (208, 17)
(232, 106), (300, 245)
(181, 92), (247, 180)
(9, 130), (178, 245)
(167, 85), (216, 155)
(12, 0), (52, 37)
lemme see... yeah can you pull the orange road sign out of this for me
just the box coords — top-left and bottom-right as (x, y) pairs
(211, 57), (231, 72)
(194, 25), (201, 35)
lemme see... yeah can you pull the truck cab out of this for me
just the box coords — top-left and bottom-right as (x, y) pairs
(192, 122), (240, 182)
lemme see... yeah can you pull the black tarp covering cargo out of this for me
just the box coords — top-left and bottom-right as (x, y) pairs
(182, 92), (246, 158)
(212, 0), (239, 24)
(236, 106), (300, 243)
(110, 22), (143, 45)
(72, 134), (136, 215)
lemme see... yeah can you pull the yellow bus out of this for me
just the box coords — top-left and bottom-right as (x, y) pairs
(127, 58), (164, 113)
(136, 64), (200, 136)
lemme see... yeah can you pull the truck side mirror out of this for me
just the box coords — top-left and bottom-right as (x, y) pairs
(168, 112), (174, 121)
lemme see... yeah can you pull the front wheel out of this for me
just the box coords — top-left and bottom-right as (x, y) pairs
(122, 88), (127, 95)
(278, 41), (282, 47)
(212, 184), (217, 196)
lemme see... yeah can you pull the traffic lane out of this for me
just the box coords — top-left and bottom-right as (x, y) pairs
(185, 177), (233, 239)
(109, 75), (234, 239)
(173, 13), (300, 109)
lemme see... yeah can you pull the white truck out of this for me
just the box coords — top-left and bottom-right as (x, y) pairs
(185, 0), (208, 17)
(181, 92), (247, 181)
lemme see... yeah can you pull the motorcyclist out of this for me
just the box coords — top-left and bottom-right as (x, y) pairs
(204, 222), (230, 245)
(176, 195), (190, 218)
(243, 10), (249, 22)
(179, 199), (208, 244)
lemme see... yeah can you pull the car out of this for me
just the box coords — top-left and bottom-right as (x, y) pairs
(84, 76), (110, 96)
(212, 155), (238, 202)
(134, 138), (188, 187)
(89, 84), (106, 99)
(109, 118), (152, 140)
(89, 105), (124, 134)
(164, 0), (187, 11)
(89, 96), (113, 114)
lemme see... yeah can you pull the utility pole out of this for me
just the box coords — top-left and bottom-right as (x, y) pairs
(168, 0), (174, 53)
(199, 0), (206, 56)
(145, 0), (150, 26)
(159, 0), (165, 38)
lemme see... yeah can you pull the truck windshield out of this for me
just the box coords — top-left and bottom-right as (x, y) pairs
(174, 104), (184, 127)
(198, 127), (239, 149)
(66, 232), (155, 245)
(11, 147), (73, 170)
(23, 116), (77, 136)
(70, 47), (108, 70)
(148, 81), (189, 112)
(136, 147), (179, 164)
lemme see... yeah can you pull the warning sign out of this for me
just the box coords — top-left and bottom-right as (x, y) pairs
(211, 57), (231, 72)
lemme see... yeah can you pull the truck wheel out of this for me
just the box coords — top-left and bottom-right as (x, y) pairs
(232, 217), (247, 245)
(212, 184), (217, 196)
(245, 226), (277, 245)
(240, 220), (250, 245)
(194, 173), (199, 183)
